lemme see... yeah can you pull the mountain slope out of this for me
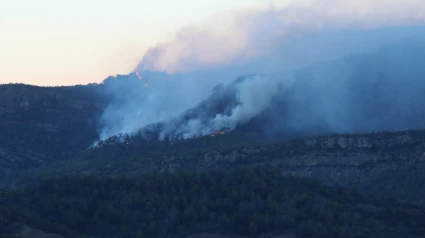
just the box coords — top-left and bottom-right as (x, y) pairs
(1, 36), (425, 206)
(95, 35), (425, 143)
(10, 129), (425, 206)
(2, 35), (425, 177)
(0, 84), (106, 176)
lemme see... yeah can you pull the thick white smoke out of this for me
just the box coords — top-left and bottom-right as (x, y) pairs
(137, 0), (425, 72)
(212, 75), (281, 127)
(96, 0), (425, 142)
(155, 75), (282, 140)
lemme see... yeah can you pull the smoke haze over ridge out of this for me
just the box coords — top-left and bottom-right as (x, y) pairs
(137, 0), (425, 73)
(96, 0), (425, 143)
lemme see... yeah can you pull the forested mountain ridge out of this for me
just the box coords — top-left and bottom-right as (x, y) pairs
(2, 35), (425, 178)
(7, 129), (425, 208)
(2, 79), (425, 206)
(1, 36), (425, 237)
(0, 83), (106, 175)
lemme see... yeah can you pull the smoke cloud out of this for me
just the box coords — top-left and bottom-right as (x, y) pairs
(96, 0), (425, 143)
(137, 0), (425, 72)
(154, 74), (283, 140)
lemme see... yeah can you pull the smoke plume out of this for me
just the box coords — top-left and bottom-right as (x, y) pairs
(137, 0), (425, 72)
(96, 0), (425, 143)
(154, 74), (283, 140)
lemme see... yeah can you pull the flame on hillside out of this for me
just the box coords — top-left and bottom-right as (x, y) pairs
(210, 130), (227, 137)
(135, 71), (148, 87)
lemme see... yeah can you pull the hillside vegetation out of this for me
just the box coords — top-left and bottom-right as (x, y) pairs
(11, 129), (425, 206)
(2, 168), (425, 238)
(0, 84), (106, 175)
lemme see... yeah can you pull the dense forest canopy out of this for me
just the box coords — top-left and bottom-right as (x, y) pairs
(1, 168), (425, 238)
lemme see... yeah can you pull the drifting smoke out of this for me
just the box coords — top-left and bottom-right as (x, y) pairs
(153, 74), (283, 140)
(96, 0), (425, 143)
(137, 0), (425, 72)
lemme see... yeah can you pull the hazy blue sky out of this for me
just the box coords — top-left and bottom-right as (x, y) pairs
(0, 0), (281, 86)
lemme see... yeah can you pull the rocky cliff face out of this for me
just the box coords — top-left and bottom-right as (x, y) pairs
(68, 130), (425, 204)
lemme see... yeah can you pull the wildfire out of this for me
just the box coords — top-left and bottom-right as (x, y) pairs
(135, 71), (148, 87)
(210, 130), (227, 137)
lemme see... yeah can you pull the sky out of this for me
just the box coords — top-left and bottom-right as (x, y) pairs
(1, 0), (424, 86)
(0, 0), (283, 86)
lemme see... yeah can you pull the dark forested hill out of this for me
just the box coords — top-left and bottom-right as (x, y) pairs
(2, 168), (425, 238)
(2, 36), (425, 180)
(13, 129), (425, 207)
(0, 83), (106, 176)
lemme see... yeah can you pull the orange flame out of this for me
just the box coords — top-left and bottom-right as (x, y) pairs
(135, 71), (148, 87)
(211, 130), (227, 137)
(135, 71), (142, 79)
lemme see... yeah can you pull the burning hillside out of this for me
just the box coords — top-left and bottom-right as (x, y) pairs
(95, 35), (425, 146)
